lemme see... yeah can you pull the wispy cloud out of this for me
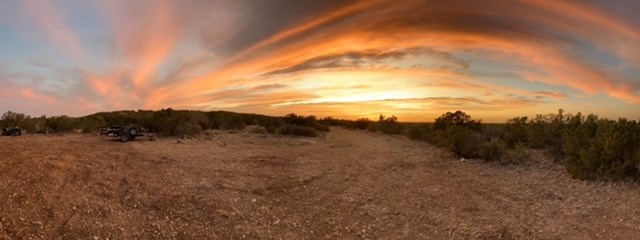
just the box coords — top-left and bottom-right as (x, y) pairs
(22, 0), (84, 62)
(264, 47), (469, 75)
(101, 0), (181, 88)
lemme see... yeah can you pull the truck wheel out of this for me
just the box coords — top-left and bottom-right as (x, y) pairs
(128, 127), (138, 140)
(129, 127), (138, 136)
(120, 133), (131, 142)
(12, 130), (19, 136)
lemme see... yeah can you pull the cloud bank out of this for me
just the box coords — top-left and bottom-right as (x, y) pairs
(0, 0), (639, 121)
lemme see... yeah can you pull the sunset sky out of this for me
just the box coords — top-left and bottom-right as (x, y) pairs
(1, 0), (639, 122)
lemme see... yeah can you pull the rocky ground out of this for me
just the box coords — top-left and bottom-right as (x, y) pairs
(1, 127), (639, 239)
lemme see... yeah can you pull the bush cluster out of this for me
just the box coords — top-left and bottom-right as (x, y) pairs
(336, 111), (522, 162)
(343, 115), (405, 135)
(333, 109), (640, 181)
(277, 124), (319, 137)
(429, 109), (640, 181)
(4, 107), (640, 182)
(432, 111), (484, 158)
(563, 115), (640, 181)
(272, 114), (330, 137)
(407, 124), (434, 142)
(0, 109), (328, 138)
(345, 118), (373, 131)
(479, 138), (507, 161)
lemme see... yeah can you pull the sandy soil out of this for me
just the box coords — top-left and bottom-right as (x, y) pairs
(1, 127), (640, 239)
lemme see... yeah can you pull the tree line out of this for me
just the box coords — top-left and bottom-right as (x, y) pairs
(2, 108), (639, 181)
(0, 109), (328, 137)
(334, 109), (640, 182)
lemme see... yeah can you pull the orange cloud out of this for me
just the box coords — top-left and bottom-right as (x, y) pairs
(84, 72), (129, 108)
(19, 87), (55, 103)
(22, 0), (84, 62)
(21, 0), (186, 111)
(78, 97), (97, 110)
(521, 0), (640, 41)
(102, 0), (181, 89)
(7, 0), (640, 121)
(225, 0), (388, 65)
(211, 0), (640, 104)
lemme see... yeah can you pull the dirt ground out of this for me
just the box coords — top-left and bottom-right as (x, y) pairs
(1, 127), (639, 239)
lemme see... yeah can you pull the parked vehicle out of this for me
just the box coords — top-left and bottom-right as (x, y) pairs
(1, 127), (21, 136)
(98, 125), (146, 142)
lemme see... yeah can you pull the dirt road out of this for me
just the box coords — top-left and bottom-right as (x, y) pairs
(1, 128), (639, 239)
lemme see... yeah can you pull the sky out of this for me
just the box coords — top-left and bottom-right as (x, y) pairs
(1, 0), (639, 122)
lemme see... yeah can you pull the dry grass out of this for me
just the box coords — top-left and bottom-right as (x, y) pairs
(1, 128), (640, 239)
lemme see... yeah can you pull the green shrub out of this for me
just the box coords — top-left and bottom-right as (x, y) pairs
(249, 126), (268, 134)
(407, 124), (434, 142)
(46, 115), (78, 133)
(434, 110), (481, 131)
(526, 109), (575, 155)
(500, 143), (531, 165)
(254, 113), (327, 137)
(175, 121), (203, 136)
(481, 123), (503, 140)
(377, 115), (404, 135)
(479, 138), (507, 161)
(258, 117), (282, 134)
(433, 111), (484, 158)
(435, 125), (484, 158)
(366, 123), (379, 132)
(1, 111), (27, 129)
(319, 117), (343, 126)
(213, 113), (246, 130)
(564, 116), (640, 181)
(277, 125), (319, 137)
(282, 113), (329, 132)
(347, 118), (372, 130)
(503, 116), (529, 147)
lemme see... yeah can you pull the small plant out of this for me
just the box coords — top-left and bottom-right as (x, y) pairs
(502, 116), (529, 147)
(277, 125), (319, 137)
(433, 111), (484, 158)
(176, 121), (203, 136)
(407, 124), (434, 143)
(377, 115), (404, 135)
(282, 113), (329, 132)
(435, 125), (484, 158)
(254, 113), (328, 137)
(348, 118), (372, 130)
(249, 126), (268, 134)
(526, 109), (571, 156)
(479, 138), (507, 161)
(433, 110), (481, 131)
(500, 142), (531, 165)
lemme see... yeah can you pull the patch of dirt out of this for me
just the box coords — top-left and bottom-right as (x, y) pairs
(1, 128), (640, 239)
